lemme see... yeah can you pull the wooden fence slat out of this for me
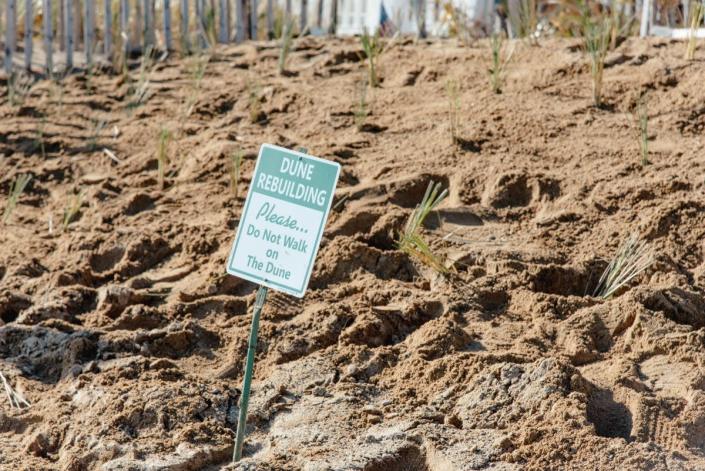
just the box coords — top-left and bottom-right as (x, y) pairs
(43, 0), (53, 75)
(85, 0), (95, 66)
(59, 0), (65, 51)
(328, 0), (336, 34)
(316, 0), (323, 28)
(219, 0), (228, 42)
(143, 0), (155, 50)
(24, 0), (32, 71)
(180, 0), (189, 50)
(267, 0), (273, 39)
(72, 0), (80, 54)
(135, 0), (143, 51)
(4, 0), (16, 74)
(105, 0), (113, 58)
(235, 0), (245, 42)
(163, 0), (172, 50)
(65, 0), (74, 69)
(120, 0), (129, 57)
(251, 0), (258, 39)
(195, 0), (203, 47)
(300, 0), (307, 33)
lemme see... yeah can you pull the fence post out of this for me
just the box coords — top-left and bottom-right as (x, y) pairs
(164, 0), (172, 50)
(43, 0), (53, 75)
(251, 0), (258, 39)
(65, 0), (73, 69)
(105, 0), (113, 59)
(235, 0), (245, 42)
(84, 0), (95, 66)
(120, 0), (129, 58)
(24, 0), (32, 71)
(4, 0), (16, 74)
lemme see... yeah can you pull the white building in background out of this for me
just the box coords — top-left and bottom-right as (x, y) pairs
(295, 0), (496, 36)
(333, 0), (495, 36)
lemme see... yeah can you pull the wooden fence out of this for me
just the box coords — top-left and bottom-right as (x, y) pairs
(1, 0), (333, 76)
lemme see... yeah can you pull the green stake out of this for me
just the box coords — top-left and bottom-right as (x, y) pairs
(232, 147), (307, 463)
(233, 285), (268, 461)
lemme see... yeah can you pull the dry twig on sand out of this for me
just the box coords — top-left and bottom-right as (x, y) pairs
(0, 371), (30, 410)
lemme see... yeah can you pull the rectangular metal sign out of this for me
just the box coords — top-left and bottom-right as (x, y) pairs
(226, 144), (341, 297)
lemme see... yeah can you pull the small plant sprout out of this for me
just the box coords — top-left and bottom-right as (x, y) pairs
(128, 45), (157, 110)
(685, 1), (704, 60)
(7, 72), (34, 106)
(157, 128), (171, 189)
(445, 79), (460, 146)
(278, 18), (296, 75)
(397, 181), (450, 274)
(0, 371), (30, 409)
(583, 15), (612, 107)
(180, 53), (209, 125)
(2, 174), (32, 224)
(488, 33), (513, 94)
(248, 80), (264, 124)
(354, 77), (368, 131)
(635, 96), (649, 165)
(35, 116), (48, 159)
(230, 150), (244, 198)
(592, 233), (655, 299)
(63, 190), (85, 231)
(360, 28), (383, 87)
(89, 118), (107, 152)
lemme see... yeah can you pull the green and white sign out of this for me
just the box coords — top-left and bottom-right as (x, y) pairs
(226, 144), (341, 298)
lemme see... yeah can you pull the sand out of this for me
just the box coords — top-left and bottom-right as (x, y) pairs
(1, 35), (704, 470)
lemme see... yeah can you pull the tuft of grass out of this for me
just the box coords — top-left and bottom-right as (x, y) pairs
(157, 128), (171, 189)
(354, 77), (368, 131)
(513, 0), (538, 43)
(35, 116), (48, 159)
(50, 71), (68, 111)
(230, 150), (244, 198)
(583, 14), (612, 107)
(685, 2), (704, 60)
(592, 233), (655, 298)
(248, 80), (263, 124)
(88, 118), (107, 152)
(181, 53), (209, 124)
(635, 95), (649, 165)
(445, 3), (477, 47)
(0, 371), (30, 409)
(488, 33), (513, 94)
(360, 29), (383, 88)
(397, 181), (450, 274)
(7, 72), (34, 107)
(127, 45), (157, 110)
(277, 18), (296, 75)
(2, 174), (32, 224)
(445, 79), (460, 146)
(63, 190), (85, 231)
(205, 5), (218, 48)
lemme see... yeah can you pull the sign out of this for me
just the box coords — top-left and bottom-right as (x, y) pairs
(226, 144), (341, 298)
